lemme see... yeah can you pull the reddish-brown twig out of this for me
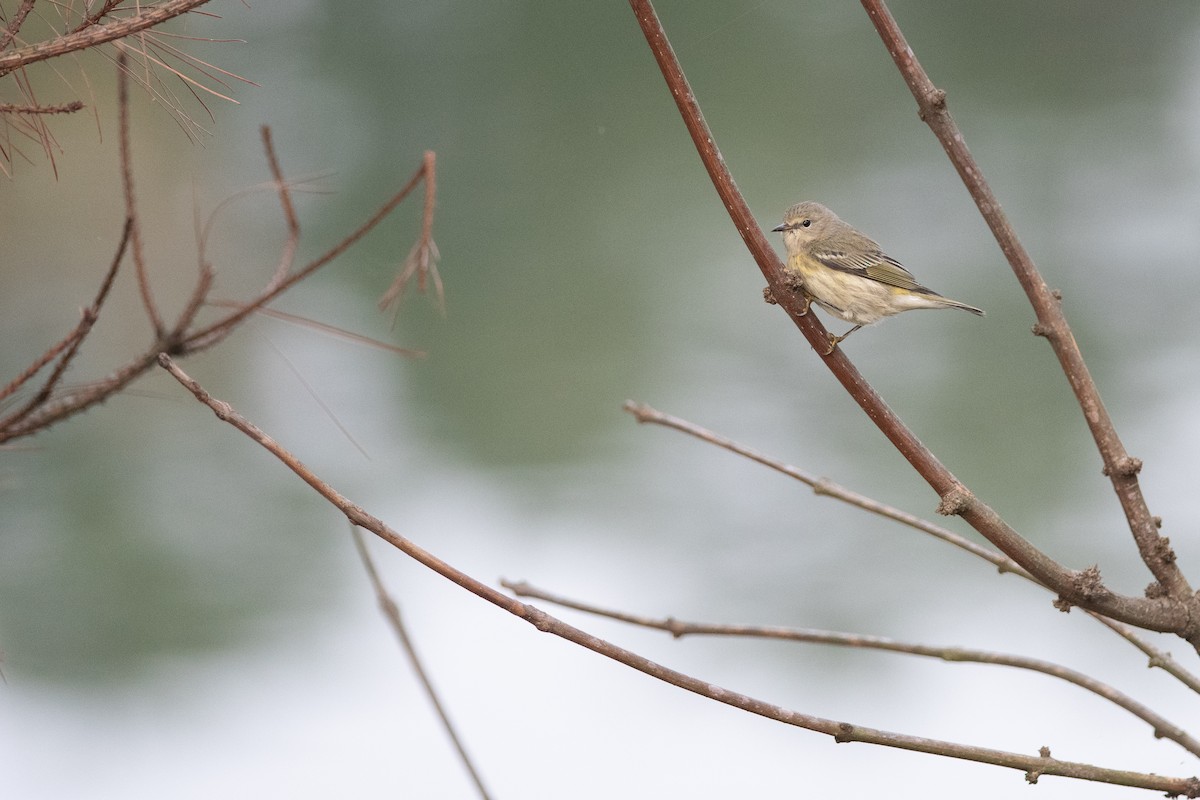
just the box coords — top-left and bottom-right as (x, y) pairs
(379, 150), (442, 314)
(857, 0), (1188, 610)
(0, 218), (131, 417)
(261, 125), (300, 291)
(117, 49), (165, 337)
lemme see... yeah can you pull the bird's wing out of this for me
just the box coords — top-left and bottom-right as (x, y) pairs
(812, 247), (937, 295)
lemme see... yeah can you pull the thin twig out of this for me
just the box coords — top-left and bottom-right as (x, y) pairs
(207, 300), (427, 359)
(0, 144), (426, 443)
(622, 401), (1200, 695)
(0, 219), (131, 417)
(857, 0), (1189, 612)
(155, 354), (1200, 798)
(624, 401), (1015, 572)
(349, 525), (494, 800)
(502, 579), (1200, 759)
(117, 49), (165, 338)
(185, 161), (431, 350)
(0, 100), (84, 114)
(378, 150), (442, 314)
(625, 0), (1200, 647)
(0, 0), (37, 52)
(261, 125), (300, 291)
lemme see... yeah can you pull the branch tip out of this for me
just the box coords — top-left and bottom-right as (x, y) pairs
(622, 400), (654, 423)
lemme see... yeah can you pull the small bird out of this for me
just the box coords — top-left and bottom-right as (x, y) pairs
(772, 201), (983, 352)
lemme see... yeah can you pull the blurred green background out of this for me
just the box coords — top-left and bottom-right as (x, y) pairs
(3, 2), (1200, 797)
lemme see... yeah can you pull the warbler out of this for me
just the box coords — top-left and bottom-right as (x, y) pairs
(772, 201), (983, 351)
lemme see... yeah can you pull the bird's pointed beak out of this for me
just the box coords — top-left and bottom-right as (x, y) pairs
(771, 222), (788, 232)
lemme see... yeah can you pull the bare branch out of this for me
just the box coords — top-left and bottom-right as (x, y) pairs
(857, 0), (1186, 600)
(155, 354), (1200, 798)
(0, 218), (131, 416)
(0, 132), (428, 443)
(349, 526), (494, 800)
(185, 159), (433, 350)
(503, 579), (1200, 759)
(0, 0), (213, 75)
(622, 401), (1200, 695)
(379, 150), (442, 314)
(117, 49), (165, 337)
(260, 125), (300, 291)
(0, 0), (37, 52)
(0, 100), (84, 114)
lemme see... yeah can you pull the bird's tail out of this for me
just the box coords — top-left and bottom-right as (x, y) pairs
(940, 297), (984, 316)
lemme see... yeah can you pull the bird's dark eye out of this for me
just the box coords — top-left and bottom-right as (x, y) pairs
(801, 219), (812, 227)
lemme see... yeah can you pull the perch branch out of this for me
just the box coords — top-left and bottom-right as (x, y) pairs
(625, 0), (1200, 647)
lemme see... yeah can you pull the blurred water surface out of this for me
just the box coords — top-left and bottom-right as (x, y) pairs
(3, 2), (1200, 797)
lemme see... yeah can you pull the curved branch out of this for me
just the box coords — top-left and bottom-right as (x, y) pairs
(625, 0), (1199, 647)
(350, 526), (494, 800)
(858, 0), (1187, 600)
(503, 580), (1200, 759)
(156, 355), (1200, 798)
(622, 401), (1200, 695)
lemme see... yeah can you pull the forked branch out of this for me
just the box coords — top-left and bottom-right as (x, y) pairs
(625, 0), (1200, 649)
(858, 0), (1187, 609)
(623, 401), (1200, 694)
(0, 57), (436, 443)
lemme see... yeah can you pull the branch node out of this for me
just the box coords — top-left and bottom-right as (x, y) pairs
(812, 477), (835, 497)
(1026, 746), (1052, 785)
(1054, 566), (1111, 612)
(1104, 455), (1142, 474)
(1152, 536), (1177, 566)
(917, 88), (947, 122)
(833, 722), (856, 744)
(1031, 322), (1052, 338)
(1071, 565), (1111, 602)
(935, 484), (974, 517)
(1146, 581), (1168, 600)
(762, 286), (778, 305)
(1050, 288), (1063, 301)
